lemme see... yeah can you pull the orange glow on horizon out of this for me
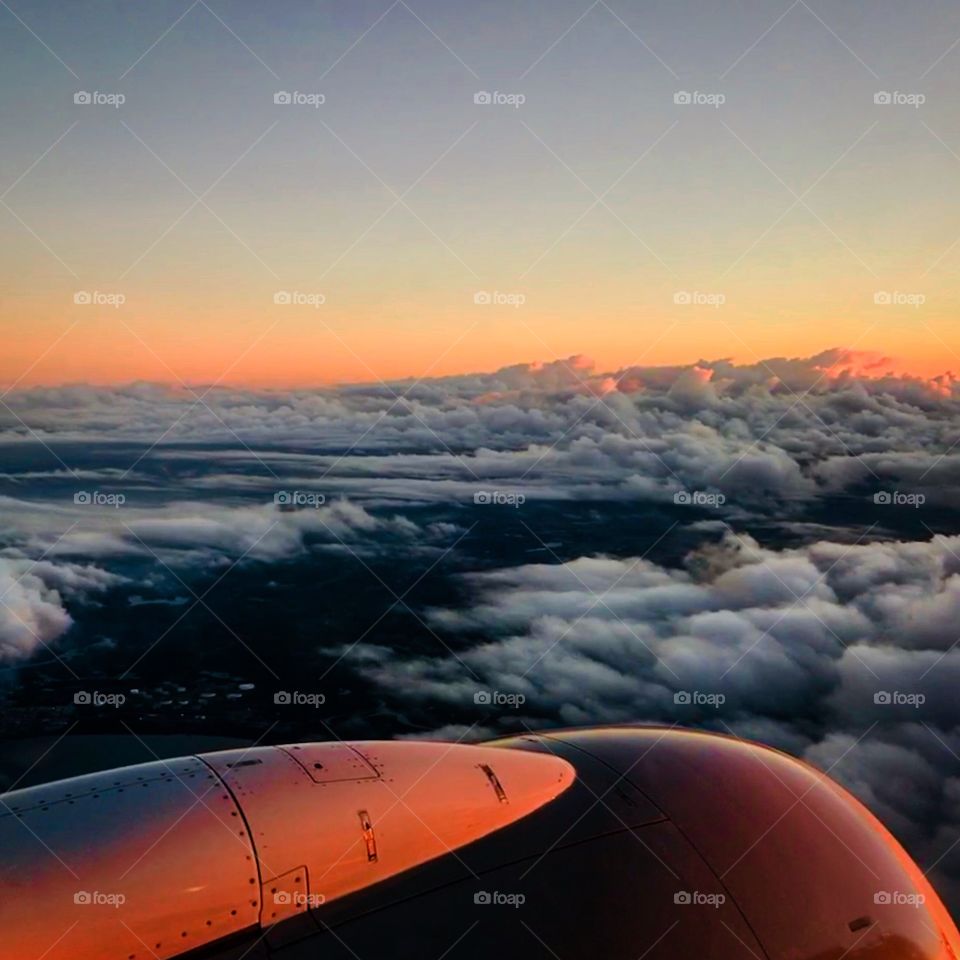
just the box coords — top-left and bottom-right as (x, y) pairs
(2, 310), (957, 391)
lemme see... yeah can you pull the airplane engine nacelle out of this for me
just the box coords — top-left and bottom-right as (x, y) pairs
(0, 727), (957, 960)
(0, 741), (574, 960)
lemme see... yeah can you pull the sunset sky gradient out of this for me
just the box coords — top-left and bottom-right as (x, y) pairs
(2, 0), (960, 386)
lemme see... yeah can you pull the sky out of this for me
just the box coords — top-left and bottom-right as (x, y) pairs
(2, 0), (960, 387)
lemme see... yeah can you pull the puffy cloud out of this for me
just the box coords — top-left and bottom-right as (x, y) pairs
(0, 558), (123, 662)
(2, 350), (958, 511)
(336, 529), (960, 902)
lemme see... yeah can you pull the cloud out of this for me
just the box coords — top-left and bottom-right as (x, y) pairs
(397, 724), (498, 742)
(0, 558), (123, 662)
(359, 529), (960, 724)
(0, 495), (420, 567)
(335, 528), (960, 903)
(5, 350), (960, 904)
(2, 350), (958, 513)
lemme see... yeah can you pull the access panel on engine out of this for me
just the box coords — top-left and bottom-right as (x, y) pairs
(279, 743), (381, 784)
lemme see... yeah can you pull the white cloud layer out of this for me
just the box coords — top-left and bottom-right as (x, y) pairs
(334, 529), (960, 903)
(3, 349), (959, 511)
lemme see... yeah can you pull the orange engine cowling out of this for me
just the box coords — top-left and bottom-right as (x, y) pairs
(0, 740), (575, 960)
(2, 727), (958, 960)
